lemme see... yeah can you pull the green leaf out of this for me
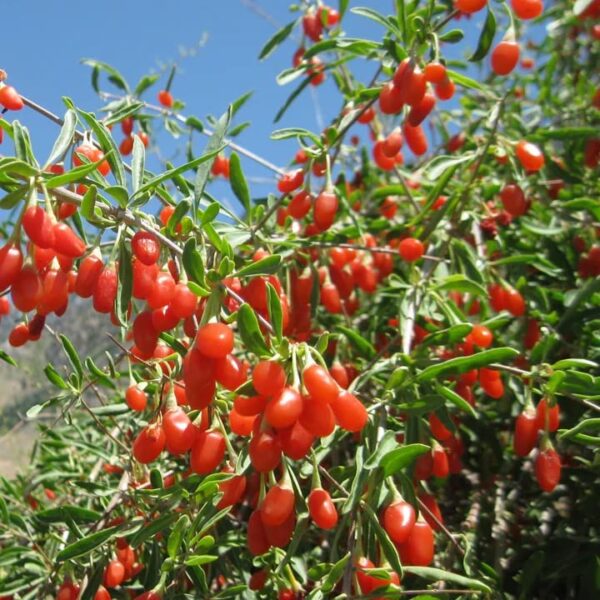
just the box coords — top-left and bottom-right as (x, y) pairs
(532, 127), (599, 141)
(167, 515), (190, 560)
(274, 76), (312, 123)
(266, 283), (283, 342)
(59, 334), (84, 383)
(421, 324), (472, 348)
(0, 187), (28, 210)
(167, 199), (191, 235)
(351, 7), (403, 38)
(103, 100), (144, 127)
(236, 254), (281, 278)
(131, 134), (145, 194)
(402, 566), (492, 593)
(228, 152), (251, 213)
(230, 90), (253, 117)
(185, 555), (219, 566)
(135, 148), (223, 199)
(321, 552), (351, 594)
(81, 59), (130, 93)
(0, 349), (17, 367)
(446, 69), (486, 92)
(45, 109), (77, 168)
(380, 444), (430, 477)
(271, 127), (322, 145)
(36, 507), (102, 524)
(364, 431), (398, 470)
(237, 304), (269, 356)
(80, 185), (97, 221)
(134, 73), (160, 96)
(417, 348), (519, 382)
(44, 364), (69, 390)
(436, 383), (477, 417)
(200, 202), (219, 226)
(424, 153), (475, 181)
(259, 19), (298, 60)
(45, 159), (105, 189)
(469, 8), (496, 61)
(433, 274), (487, 297)
(131, 513), (179, 548)
(116, 242), (133, 328)
(552, 359), (598, 370)
(57, 525), (120, 561)
(194, 107), (232, 214)
(440, 29), (464, 43)
(337, 325), (376, 359)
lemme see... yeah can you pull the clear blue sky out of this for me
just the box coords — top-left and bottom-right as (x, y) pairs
(0, 1), (527, 203)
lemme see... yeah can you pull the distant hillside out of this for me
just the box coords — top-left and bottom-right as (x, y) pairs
(0, 298), (119, 475)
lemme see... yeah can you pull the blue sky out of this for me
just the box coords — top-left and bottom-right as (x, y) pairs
(0, 1), (525, 205)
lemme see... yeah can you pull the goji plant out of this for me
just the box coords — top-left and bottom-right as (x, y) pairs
(0, 0), (599, 599)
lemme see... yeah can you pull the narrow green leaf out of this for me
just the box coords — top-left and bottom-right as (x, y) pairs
(259, 19), (298, 60)
(134, 73), (160, 96)
(57, 525), (120, 561)
(274, 76), (312, 123)
(402, 566), (492, 593)
(380, 444), (430, 477)
(45, 109), (77, 168)
(135, 148), (223, 199)
(417, 348), (520, 382)
(116, 242), (133, 328)
(131, 134), (145, 194)
(228, 152), (251, 213)
(237, 304), (269, 356)
(46, 159), (106, 189)
(266, 283), (283, 342)
(337, 326), (376, 359)
(36, 507), (102, 524)
(436, 383), (477, 417)
(236, 254), (281, 278)
(167, 515), (190, 560)
(59, 334), (84, 383)
(433, 274), (486, 297)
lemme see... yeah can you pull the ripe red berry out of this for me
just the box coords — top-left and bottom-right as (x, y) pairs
(125, 385), (147, 412)
(132, 423), (166, 463)
(302, 364), (339, 403)
(0, 244), (23, 291)
(500, 184), (528, 216)
(536, 398), (559, 432)
(163, 406), (195, 455)
(454, 0), (487, 13)
(265, 386), (303, 429)
(397, 520), (435, 566)
(470, 324), (493, 348)
(252, 360), (286, 397)
(514, 408), (538, 456)
(195, 323), (234, 359)
(131, 231), (160, 265)
(535, 447), (561, 492)
(511, 0), (544, 20)
(52, 223), (86, 257)
(190, 429), (226, 474)
(308, 488), (338, 529)
(103, 559), (125, 588)
(313, 191), (339, 231)
(23, 206), (55, 249)
(330, 390), (368, 432)
(383, 500), (416, 544)
(158, 89), (174, 108)
(491, 41), (520, 76)
(515, 140), (545, 172)
(260, 484), (295, 526)
(0, 85), (24, 110)
(399, 237), (425, 262)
